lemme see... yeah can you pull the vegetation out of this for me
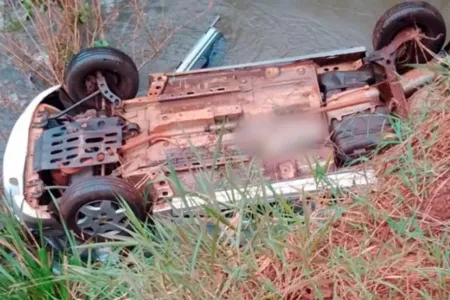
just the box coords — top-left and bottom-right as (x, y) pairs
(0, 0), (105, 85)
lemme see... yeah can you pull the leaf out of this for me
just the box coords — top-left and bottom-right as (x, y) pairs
(189, 231), (203, 276)
(94, 40), (109, 47)
(386, 217), (407, 235)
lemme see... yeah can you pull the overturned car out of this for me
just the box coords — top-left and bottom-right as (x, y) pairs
(3, 1), (448, 240)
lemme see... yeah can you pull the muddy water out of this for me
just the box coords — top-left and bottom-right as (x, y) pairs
(0, 0), (450, 165)
(128, 0), (450, 94)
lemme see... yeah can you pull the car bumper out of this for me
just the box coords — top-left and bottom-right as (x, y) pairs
(2, 85), (62, 229)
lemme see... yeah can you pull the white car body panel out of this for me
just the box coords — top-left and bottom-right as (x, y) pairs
(155, 169), (377, 217)
(3, 85), (61, 221)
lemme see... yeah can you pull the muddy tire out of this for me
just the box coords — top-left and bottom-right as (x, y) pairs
(59, 177), (146, 240)
(372, 1), (446, 63)
(63, 47), (139, 108)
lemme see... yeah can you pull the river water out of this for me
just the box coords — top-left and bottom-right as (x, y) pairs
(0, 0), (449, 166)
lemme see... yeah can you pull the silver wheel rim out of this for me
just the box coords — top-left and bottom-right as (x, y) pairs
(75, 200), (128, 236)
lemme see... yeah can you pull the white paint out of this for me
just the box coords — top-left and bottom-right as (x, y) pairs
(3, 85), (61, 221)
(154, 169), (377, 217)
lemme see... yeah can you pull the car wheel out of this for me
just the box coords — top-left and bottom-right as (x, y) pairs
(59, 177), (146, 239)
(372, 1), (446, 64)
(63, 47), (140, 109)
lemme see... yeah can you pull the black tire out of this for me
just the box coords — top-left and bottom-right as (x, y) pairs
(59, 177), (146, 239)
(372, 1), (446, 63)
(63, 47), (139, 108)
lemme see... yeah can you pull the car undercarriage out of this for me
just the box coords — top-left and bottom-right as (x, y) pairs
(3, 1), (449, 240)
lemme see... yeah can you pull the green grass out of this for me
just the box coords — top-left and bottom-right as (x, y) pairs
(0, 151), (448, 300)
(0, 157), (370, 299)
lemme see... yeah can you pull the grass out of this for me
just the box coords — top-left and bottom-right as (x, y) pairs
(0, 0), (105, 85)
(0, 64), (449, 299)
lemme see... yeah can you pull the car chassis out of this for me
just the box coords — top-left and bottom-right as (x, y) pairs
(3, 2), (449, 239)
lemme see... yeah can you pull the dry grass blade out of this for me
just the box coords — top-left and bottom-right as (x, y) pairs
(0, 0), (105, 85)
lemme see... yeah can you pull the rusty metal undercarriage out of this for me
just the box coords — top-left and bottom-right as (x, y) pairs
(25, 28), (437, 218)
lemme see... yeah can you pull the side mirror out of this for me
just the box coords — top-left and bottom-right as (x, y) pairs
(175, 16), (228, 72)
